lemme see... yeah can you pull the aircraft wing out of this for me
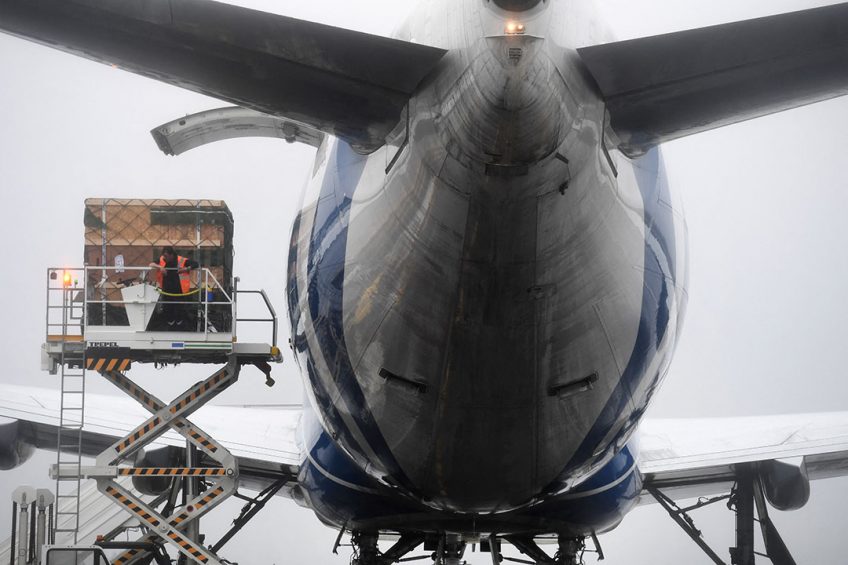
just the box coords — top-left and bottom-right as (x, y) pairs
(0, 384), (302, 494)
(578, 3), (848, 157)
(638, 413), (848, 503)
(0, 0), (446, 153)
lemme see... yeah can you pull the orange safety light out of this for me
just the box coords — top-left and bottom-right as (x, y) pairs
(62, 272), (72, 287)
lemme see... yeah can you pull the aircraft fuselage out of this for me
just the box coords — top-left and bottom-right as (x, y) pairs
(287, 0), (688, 531)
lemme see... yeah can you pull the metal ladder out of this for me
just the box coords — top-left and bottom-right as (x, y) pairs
(54, 280), (86, 543)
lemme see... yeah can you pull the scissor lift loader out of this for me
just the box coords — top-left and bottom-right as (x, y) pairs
(41, 265), (283, 565)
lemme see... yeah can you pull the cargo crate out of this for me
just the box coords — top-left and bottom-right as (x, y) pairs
(83, 199), (234, 328)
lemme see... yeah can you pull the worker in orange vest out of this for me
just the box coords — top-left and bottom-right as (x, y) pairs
(149, 246), (199, 329)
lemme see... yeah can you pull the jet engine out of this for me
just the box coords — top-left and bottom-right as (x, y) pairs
(132, 446), (185, 495)
(0, 419), (35, 470)
(759, 457), (810, 511)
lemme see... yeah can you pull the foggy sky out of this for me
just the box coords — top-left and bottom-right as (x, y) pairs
(1, 1), (846, 563)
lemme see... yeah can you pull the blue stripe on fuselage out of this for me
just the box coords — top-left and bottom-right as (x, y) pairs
(545, 148), (678, 493)
(299, 393), (641, 532)
(297, 140), (678, 507)
(525, 444), (641, 533)
(302, 140), (415, 492)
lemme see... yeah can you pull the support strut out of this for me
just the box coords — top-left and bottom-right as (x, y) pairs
(730, 467), (755, 565)
(647, 486), (727, 565)
(348, 532), (425, 565)
(502, 534), (587, 565)
(382, 534), (426, 563)
(731, 464), (797, 565)
(752, 473), (797, 565)
(650, 465), (799, 565)
(503, 535), (555, 565)
(210, 479), (288, 553)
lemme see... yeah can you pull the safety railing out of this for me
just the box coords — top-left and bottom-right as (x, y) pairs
(81, 266), (230, 336)
(45, 268), (86, 344)
(233, 277), (278, 348)
(45, 267), (277, 345)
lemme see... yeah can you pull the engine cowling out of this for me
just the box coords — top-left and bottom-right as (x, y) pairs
(132, 446), (185, 495)
(760, 457), (810, 511)
(0, 419), (35, 470)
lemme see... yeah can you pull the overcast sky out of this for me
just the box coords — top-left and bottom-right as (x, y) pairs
(1, 0), (847, 563)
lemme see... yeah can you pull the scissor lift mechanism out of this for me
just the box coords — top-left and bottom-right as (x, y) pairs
(50, 358), (255, 565)
(41, 266), (282, 565)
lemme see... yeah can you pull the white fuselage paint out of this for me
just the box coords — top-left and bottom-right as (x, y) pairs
(288, 0), (688, 514)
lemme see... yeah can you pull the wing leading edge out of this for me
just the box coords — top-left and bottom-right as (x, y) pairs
(0, 0), (446, 153)
(578, 3), (848, 157)
(638, 413), (848, 504)
(0, 385), (302, 494)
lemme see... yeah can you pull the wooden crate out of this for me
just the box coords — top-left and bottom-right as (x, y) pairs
(83, 199), (234, 292)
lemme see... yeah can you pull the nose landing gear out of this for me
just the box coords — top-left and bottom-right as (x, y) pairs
(350, 532), (427, 565)
(347, 531), (602, 565)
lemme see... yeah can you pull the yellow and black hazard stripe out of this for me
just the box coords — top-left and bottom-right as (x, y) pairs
(118, 467), (228, 477)
(115, 416), (162, 454)
(103, 372), (162, 412)
(115, 536), (208, 565)
(104, 485), (160, 528)
(169, 369), (230, 414)
(86, 357), (132, 372)
(166, 531), (210, 563)
(113, 549), (140, 565)
(169, 421), (219, 454)
(86, 346), (133, 373)
(113, 487), (226, 565)
(168, 486), (227, 525)
(172, 486), (227, 526)
(106, 486), (214, 563)
(100, 372), (220, 455)
(107, 485), (214, 563)
(193, 485), (226, 510)
(185, 427), (219, 453)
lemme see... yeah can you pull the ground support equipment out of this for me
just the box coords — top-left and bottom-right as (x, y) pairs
(51, 359), (243, 565)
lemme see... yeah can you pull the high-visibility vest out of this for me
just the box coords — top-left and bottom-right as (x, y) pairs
(157, 255), (191, 294)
